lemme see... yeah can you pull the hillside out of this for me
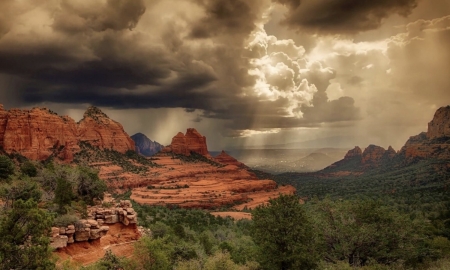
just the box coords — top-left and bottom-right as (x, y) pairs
(274, 106), (450, 203)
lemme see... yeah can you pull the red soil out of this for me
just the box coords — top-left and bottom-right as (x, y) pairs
(55, 223), (140, 266)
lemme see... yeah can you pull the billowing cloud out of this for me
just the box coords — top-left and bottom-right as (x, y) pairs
(0, 0), (447, 149)
(274, 0), (418, 34)
(0, 0), (361, 138)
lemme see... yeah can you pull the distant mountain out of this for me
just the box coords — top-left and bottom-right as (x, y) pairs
(274, 106), (450, 200)
(322, 106), (450, 175)
(131, 133), (164, 157)
(245, 136), (358, 149)
(296, 152), (336, 171)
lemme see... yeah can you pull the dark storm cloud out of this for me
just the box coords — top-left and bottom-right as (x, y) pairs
(189, 0), (261, 39)
(0, 0), (362, 138)
(274, 0), (418, 34)
(53, 0), (146, 33)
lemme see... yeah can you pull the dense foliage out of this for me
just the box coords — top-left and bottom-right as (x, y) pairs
(0, 154), (108, 269)
(252, 194), (318, 269)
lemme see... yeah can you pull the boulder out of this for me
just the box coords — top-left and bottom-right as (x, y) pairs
(50, 235), (68, 249)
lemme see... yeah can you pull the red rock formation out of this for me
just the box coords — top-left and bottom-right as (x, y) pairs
(344, 146), (362, 159)
(362, 145), (387, 164)
(214, 150), (246, 168)
(0, 105), (134, 161)
(428, 106), (450, 139)
(163, 128), (210, 157)
(78, 106), (135, 153)
(386, 146), (397, 158)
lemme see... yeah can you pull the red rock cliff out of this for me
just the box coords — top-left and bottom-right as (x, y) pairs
(0, 105), (134, 161)
(78, 106), (135, 153)
(163, 128), (210, 157)
(428, 106), (450, 139)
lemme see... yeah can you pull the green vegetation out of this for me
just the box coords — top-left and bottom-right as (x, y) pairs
(74, 141), (159, 174)
(252, 194), (318, 269)
(274, 159), (450, 214)
(0, 154), (111, 269)
(0, 199), (54, 269)
(0, 154), (14, 180)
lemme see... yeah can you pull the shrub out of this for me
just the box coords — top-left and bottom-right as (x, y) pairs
(53, 214), (79, 227)
(20, 161), (37, 177)
(0, 155), (14, 180)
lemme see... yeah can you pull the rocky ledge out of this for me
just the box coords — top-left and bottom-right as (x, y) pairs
(50, 200), (137, 249)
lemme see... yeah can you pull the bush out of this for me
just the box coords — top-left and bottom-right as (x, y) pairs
(53, 214), (79, 227)
(20, 161), (37, 177)
(0, 155), (14, 180)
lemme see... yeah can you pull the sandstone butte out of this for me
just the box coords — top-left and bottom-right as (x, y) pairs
(0, 105), (134, 161)
(162, 128), (210, 157)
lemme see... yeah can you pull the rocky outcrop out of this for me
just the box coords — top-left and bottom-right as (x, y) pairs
(50, 200), (137, 249)
(0, 105), (134, 161)
(362, 145), (384, 164)
(428, 106), (450, 139)
(162, 128), (210, 157)
(324, 145), (397, 172)
(214, 150), (246, 168)
(131, 133), (164, 156)
(344, 146), (362, 159)
(77, 107), (135, 154)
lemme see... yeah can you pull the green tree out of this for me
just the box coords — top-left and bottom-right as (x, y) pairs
(134, 236), (172, 270)
(76, 166), (107, 204)
(251, 194), (318, 270)
(0, 199), (55, 269)
(0, 176), (42, 207)
(21, 160), (38, 177)
(54, 177), (74, 214)
(0, 155), (14, 180)
(312, 199), (426, 267)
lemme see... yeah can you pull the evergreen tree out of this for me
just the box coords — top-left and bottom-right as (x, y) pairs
(251, 194), (318, 270)
(0, 199), (55, 269)
(0, 155), (14, 180)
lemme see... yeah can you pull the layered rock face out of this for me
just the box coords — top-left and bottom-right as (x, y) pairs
(399, 106), (450, 161)
(162, 128), (209, 156)
(0, 105), (134, 161)
(78, 106), (135, 153)
(50, 200), (137, 249)
(345, 146), (362, 159)
(131, 133), (164, 156)
(214, 150), (246, 168)
(428, 106), (450, 139)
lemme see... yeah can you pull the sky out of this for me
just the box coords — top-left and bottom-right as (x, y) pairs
(0, 0), (449, 151)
